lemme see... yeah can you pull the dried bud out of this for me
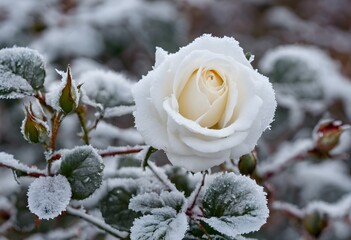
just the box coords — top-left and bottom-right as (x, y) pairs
(21, 103), (50, 144)
(313, 119), (349, 153)
(59, 65), (78, 114)
(303, 211), (328, 238)
(238, 151), (257, 175)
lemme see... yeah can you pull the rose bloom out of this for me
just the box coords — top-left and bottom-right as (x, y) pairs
(133, 35), (276, 172)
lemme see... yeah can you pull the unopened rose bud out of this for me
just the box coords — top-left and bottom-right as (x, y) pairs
(303, 211), (328, 238)
(313, 119), (349, 153)
(59, 65), (78, 114)
(238, 151), (257, 175)
(21, 103), (50, 144)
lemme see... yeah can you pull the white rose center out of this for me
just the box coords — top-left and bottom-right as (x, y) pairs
(178, 67), (228, 129)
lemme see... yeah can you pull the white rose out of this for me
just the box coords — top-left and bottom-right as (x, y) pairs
(132, 34), (276, 172)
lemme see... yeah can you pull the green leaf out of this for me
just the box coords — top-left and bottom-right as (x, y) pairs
(0, 47), (45, 99)
(100, 184), (141, 232)
(130, 207), (188, 240)
(129, 191), (185, 214)
(60, 146), (104, 200)
(202, 173), (269, 238)
(268, 58), (322, 100)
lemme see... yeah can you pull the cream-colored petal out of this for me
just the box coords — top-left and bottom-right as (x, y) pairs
(178, 70), (211, 121)
(196, 88), (228, 128)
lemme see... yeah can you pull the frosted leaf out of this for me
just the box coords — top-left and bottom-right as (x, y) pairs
(79, 70), (134, 108)
(201, 173), (269, 238)
(100, 184), (141, 231)
(259, 45), (351, 119)
(130, 207), (188, 240)
(129, 192), (163, 214)
(129, 191), (185, 214)
(30, 24), (103, 61)
(0, 47), (45, 99)
(60, 145), (104, 200)
(27, 175), (71, 220)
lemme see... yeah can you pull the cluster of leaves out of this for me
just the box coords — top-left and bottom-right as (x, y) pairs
(0, 47), (270, 239)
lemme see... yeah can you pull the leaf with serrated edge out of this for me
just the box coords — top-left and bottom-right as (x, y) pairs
(202, 173), (269, 238)
(0, 47), (45, 99)
(130, 207), (188, 240)
(60, 146), (104, 200)
(101, 184), (141, 231)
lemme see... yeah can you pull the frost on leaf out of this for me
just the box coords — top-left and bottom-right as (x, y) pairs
(0, 47), (45, 99)
(202, 173), (269, 238)
(27, 175), (71, 220)
(60, 146), (104, 200)
(100, 184), (141, 232)
(80, 70), (134, 108)
(129, 191), (185, 214)
(130, 207), (188, 240)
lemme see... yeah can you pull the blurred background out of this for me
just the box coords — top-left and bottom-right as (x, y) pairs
(0, 0), (351, 239)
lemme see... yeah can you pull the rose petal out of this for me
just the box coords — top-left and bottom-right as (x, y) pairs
(132, 74), (168, 149)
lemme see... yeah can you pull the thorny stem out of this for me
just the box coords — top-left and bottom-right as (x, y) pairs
(88, 108), (105, 132)
(100, 148), (144, 158)
(76, 105), (90, 145)
(48, 112), (63, 175)
(147, 161), (177, 191)
(35, 91), (54, 113)
(66, 206), (128, 239)
(194, 220), (211, 239)
(187, 171), (207, 215)
(0, 163), (46, 177)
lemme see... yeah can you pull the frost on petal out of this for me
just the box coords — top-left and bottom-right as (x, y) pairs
(202, 173), (269, 237)
(130, 207), (188, 240)
(27, 175), (72, 220)
(80, 70), (134, 108)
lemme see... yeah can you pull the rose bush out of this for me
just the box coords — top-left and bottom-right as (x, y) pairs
(133, 34), (276, 172)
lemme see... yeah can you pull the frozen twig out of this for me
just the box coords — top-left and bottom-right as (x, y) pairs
(66, 206), (128, 239)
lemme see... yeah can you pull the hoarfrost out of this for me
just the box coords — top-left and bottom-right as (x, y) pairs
(293, 161), (351, 203)
(79, 70), (134, 108)
(0, 152), (46, 175)
(260, 45), (351, 119)
(104, 105), (136, 118)
(27, 175), (72, 220)
(90, 121), (143, 147)
(30, 24), (103, 62)
(202, 173), (269, 238)
(129, 191), (185, 214)
(0, 47), (45, 99)
(49, 68), (79, 111)
(257, 139), (314, 177)
(130, 207), (188, 240)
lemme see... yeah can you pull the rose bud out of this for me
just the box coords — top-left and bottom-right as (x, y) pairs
(238, 151), (257, 175)
(21, 103), (50, 144)
(313, 119), (350, 153)
(303, 211), (328, 238)
(58, 65), (79, 114)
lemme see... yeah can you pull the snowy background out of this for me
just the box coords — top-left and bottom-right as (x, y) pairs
(0, 0), (351, 239)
